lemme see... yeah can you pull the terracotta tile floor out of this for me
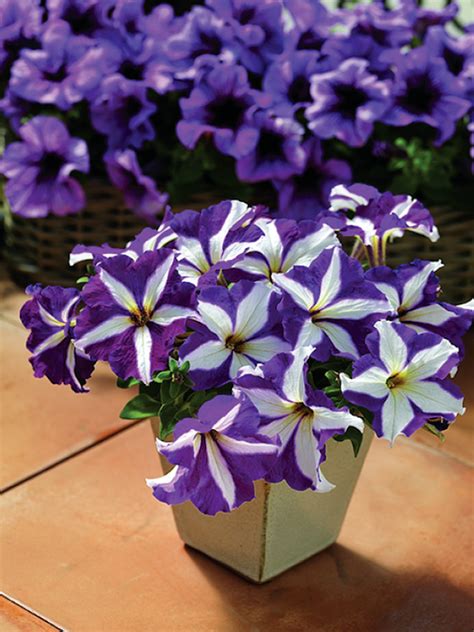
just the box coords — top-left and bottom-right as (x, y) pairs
(1, 274), (473, 631)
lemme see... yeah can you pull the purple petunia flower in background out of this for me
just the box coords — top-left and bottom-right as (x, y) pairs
(235, 349), (364, 491)
(90, 74), (156, 149)
(167, 199), (265, 286)
(146, 394), (278, 515)
(230, 216), (339, 283)
(366, 260), (474, 351)
(306, 58), (391, 147)
(327, 183), (439, 265)
(69, 221), (177, 267)
(425, 26), (474, 84)
(20, 284), (95, 392)
(381, 46), (470, 145)
(180, 280), (290, 389)
(341, 321), (464, 444)
(177, 62), (268, 159)
(283, 0), (334, 54)
(75, 250), (195, 384)
(0, 0), (43, 72)
(273, 247), (389, 361)
(45, 0), (112, 37)
(9, 20), (109, 110)
(236, 111), (305, 182)
(263, 50), (321, 117)
(105, 149), (169, 222)
(275, 138), (352, 219)
(207, 0), (285, 73)
(0, 116), (89, 218)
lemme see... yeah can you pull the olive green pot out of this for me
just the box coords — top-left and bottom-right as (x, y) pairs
(153, 421), (373, 583)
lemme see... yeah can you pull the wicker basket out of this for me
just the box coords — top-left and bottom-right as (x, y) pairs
(2, 181), (150, 288)
(387, 206), (474, 305)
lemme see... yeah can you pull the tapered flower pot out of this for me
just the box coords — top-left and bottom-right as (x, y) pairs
(153, 420), (373, 583)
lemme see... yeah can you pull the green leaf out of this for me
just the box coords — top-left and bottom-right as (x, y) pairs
(116, 377), (140, 389)
(120, 394), (161, 420)
(333, 426), (364, 457)
(179, 360), (190, 373)
(76, 276), (89, 285)
(158, 403), (178, 440)
(422, 422), (446, 443)
(154, 370), (171, 383)
(169, 357), (179, 372)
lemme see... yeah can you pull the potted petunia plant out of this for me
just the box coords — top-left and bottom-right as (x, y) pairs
(20, 186), (473, 582)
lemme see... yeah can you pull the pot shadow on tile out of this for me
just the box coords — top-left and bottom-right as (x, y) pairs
(182, 543), (474, 632)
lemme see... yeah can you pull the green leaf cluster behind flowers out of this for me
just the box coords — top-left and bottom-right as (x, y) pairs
(119, 358), (231, 440)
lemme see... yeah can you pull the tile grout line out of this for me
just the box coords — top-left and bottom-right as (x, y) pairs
(402, 435), (474, 469)
(1, 593), (65, 631)
(1, 419), (146, 494)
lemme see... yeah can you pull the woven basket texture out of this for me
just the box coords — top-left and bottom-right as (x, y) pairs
(3, 181), (150, 288)
(387, 206), (473, 305)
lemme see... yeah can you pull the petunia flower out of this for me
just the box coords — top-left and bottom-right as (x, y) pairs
(274, 138), (352, 220)
(283, 0), (334, 54)
(104, 149), (169, 222)
(262, 50), (321, 116)
(90, 74), (156, 149)
(366, 260), (474, 352)
(177, 62), (267, 159)
(146, 395), (279, 515)
(380, 46), (470, 145)
(235, 349), (364, 491)
(45, 0), (112, 37)
(180, 280), (290, 389)
(0, 0), (43, 73)
(74, 250), (195, 384)
(229, 216), (339, 283)
(236, 111), (306, 183)
(273, 247), (390, 361)
(326, 183), (439, 266)
(341, 320), (465, 444)
(306, 58), (391, 147)
(0, 116), (89, 218)
(19, 284), (95, 392)
(9, 20), (109, 110)
(425, 26), (474, 84)
(207, 0), (285, 73)
(167, 199), (265, 286)
(69, 221), (176, 267)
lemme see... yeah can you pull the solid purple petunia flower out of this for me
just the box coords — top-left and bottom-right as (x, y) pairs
(180, 280), (290, 389)
(380, 46), (470, 145)
(306, 58), (391, 147)
(90, 74), (156, 149)
(146, 394), (279, 515)
(235, 349), (364, 491)
(425, 26), (474, 84)
(263, 50), (322, 117)
(236, 111), (306, 183)
(177, 62), (268, 159)
(20, 284), (95, 392)
(0, 0), (43, 72)
(74, 250), (196, 384)
(341, 321), (465, 443)
(0, 116), (89, 218)
(273, 247), (390, 361)
(105, 149), (169, 222)
(9, 20), (109, 110)
(206, 0), (285, 73)
(275, 138), (352, 219)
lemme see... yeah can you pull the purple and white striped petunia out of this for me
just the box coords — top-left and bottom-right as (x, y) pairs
(74, 250), (195, 384)
(69, 221), (176, 267)
(230, 217), (339, 283)
(146, 394), (279, 515)
(167, 199), (265, 286)
(366, 260), (474, 350)
(273, 248), (390, 361)
(235, 350), (364, 491)
(180, 280), (290, 389)
(341, 320), (465, 444)
(327, 183), (439, 266)
(19, 284), (95, 392)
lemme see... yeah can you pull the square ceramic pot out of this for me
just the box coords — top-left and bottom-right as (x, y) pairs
(153, 420), (373, 584)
